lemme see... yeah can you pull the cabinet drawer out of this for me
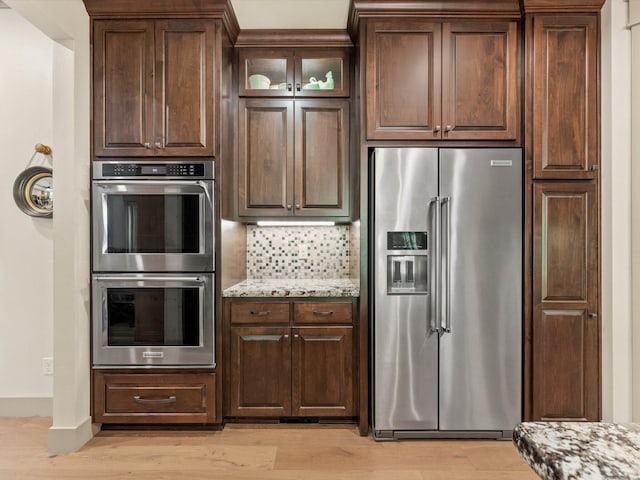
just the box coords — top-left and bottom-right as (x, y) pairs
(294, 302), (353, 324)
(94, 372), (216, 424)
(231, 302), (290, 324)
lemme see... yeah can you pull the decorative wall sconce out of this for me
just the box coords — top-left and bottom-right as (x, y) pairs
(13, 143), (53, 218)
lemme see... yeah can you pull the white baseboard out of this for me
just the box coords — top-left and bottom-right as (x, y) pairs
(0, 397), (52, 416)
(48, 415), (95, 453)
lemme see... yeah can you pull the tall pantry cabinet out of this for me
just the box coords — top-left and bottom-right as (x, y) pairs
(524, 3), (603, 422)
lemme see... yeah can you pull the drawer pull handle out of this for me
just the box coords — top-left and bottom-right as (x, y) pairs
(250, 310), (271, 316)
(312, 310), (334, 316)
(133, 395), (177, 405)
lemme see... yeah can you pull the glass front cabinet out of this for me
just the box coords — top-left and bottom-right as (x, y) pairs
(238, 49), (350, 97)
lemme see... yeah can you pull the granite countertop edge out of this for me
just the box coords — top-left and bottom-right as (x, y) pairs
(513, 422), (640, 480)
(222, 279), (360, 298)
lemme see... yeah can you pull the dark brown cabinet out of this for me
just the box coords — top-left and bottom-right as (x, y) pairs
(226, 299), (356, 418)
(238, 98), (350, 218)
(531, 16), (598, 180)
(365, 19), (518, 141)
(526, 8), (602, 423)
(93, 19), (216, 158)
(238, 49), (350, 98)
(531, 182), (599, 421)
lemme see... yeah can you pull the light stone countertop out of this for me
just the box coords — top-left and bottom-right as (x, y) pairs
(222, 278), (360, 297)
(513, 422), (640, 480)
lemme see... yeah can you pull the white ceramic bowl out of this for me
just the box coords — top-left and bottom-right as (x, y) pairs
(248, 74), (271, 89)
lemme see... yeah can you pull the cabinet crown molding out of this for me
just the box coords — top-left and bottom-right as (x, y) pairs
(520, 0), (605, 13)
(83, 0), (234, 18)
(235, 30), (353, 48)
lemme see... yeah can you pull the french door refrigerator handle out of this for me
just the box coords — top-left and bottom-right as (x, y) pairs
(430, 196), (441, 334)
(442, 196), (452, 333)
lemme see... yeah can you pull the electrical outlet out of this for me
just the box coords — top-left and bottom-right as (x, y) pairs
(42, 357), (53, 376)
(299, 244), (309, 259)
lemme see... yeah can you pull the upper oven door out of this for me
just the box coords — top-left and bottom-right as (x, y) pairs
(92, 180), (214, 272)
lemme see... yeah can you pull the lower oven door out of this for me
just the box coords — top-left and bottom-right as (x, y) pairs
(92, 274), (214, 367)
(92, 180), (214, 272)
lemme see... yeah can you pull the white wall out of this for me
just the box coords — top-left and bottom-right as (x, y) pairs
(0, 8), (54, 415)
(2, 0), (91, 453)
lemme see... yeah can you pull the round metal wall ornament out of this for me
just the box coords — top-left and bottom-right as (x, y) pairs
(13, 166), (53, 218)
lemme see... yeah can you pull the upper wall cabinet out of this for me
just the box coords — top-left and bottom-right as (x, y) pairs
(531, 15), (598, 179)
(237, 98), (350, 218)
(93, 20), (217, 158)
(239, 49), (350, 98)
(365, 19), (519, 141)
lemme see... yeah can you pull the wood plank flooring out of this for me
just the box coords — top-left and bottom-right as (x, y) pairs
(0, 417), (539, 479)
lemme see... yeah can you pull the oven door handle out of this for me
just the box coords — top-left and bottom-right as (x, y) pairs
(93, 275), (206, 283)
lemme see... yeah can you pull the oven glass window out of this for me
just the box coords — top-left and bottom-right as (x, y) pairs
(106, 194), (200, 253)
(106, 288), (200, 346)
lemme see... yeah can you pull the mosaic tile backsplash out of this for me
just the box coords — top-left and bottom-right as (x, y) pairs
(247, 225), (352, 279)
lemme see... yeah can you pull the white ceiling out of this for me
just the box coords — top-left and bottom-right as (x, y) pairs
(0, 1), (350, 26)
(229, 0), (350, 29)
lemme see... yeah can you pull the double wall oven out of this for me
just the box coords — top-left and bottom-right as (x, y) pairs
(91, 161), (215, 367)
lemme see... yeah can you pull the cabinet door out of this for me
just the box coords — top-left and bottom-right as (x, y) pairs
(295, 49), (350, 98)
(532, 182), (599, 421)
(238, 99), (294, 217)
(93, 20), (155, 157)
(228, 327), (291, 417)
(239, 49), (294, 97)
(294, 100), (350, 217)
(292, 326), (354, 417)
(366, 20), (442, 140)
(532, 16), (598, 179)
(442, 21), (518, 140)
(155, 20), (216, 156)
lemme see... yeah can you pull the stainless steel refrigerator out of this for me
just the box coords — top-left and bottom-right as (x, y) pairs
(372, 148), (522, 440)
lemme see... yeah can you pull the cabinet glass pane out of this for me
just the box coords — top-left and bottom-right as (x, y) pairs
(301, 58), (343, 91)
(245, 58), (287, 91)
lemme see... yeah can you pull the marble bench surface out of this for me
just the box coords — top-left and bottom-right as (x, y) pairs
(222, 278), (360, 297)
(513, 422), (640, 480)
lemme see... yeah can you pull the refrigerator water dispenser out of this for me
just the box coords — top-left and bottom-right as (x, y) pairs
(386, 231), (428, 294)
(387, 255), (428, 294)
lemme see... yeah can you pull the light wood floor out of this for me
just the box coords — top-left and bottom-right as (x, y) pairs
(0, 417), (539, 479)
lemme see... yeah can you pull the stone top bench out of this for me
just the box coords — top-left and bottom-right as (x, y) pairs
(513, 422), (640, 480)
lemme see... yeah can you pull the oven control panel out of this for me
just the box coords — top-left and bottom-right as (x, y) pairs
(93, 161), (214, 180)
(102, 163), (205, 177)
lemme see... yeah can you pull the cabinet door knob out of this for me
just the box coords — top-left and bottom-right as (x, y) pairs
(283, 334), (289, 339)
(286, 204), (292, 210)
(287, 83), (293, 92)
(434, 125), (441, 133)
(294, 334), (300, 339)
(445, 125), (453, 132)
(588, 312), (598, 319)
(155, 141), (164, 149)
(295, 204), (301, 210)
(590, 164), (599, 172)
(296, 83), (301, 92)
(144, 142), (152, 149)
